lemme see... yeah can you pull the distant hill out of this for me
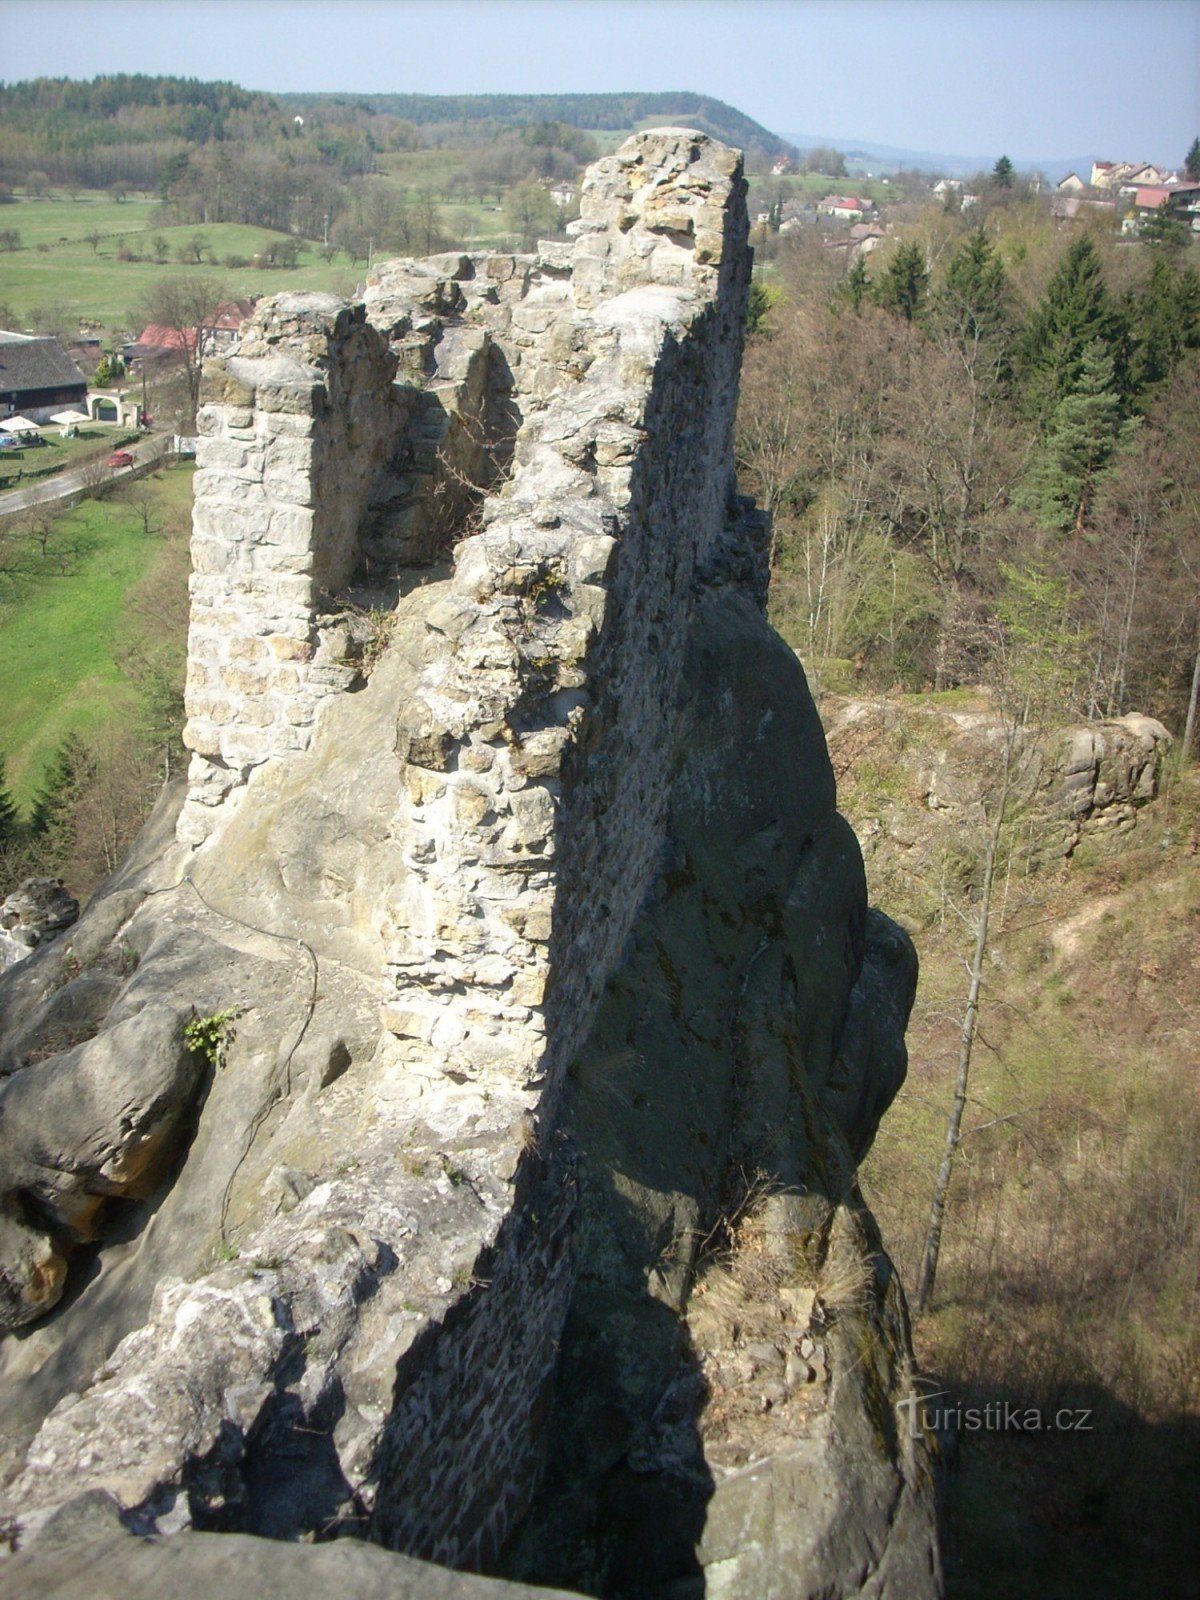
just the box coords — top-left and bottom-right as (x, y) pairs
(782, 130), (1178, 185)
(280, 91), (795, 162)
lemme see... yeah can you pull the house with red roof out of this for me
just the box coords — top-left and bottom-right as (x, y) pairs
(124, 299), (255, 369)
(816, 195), (874, 221)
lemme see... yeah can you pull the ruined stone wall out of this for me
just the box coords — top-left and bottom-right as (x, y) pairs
(366, 1151), (576, 1570)
(181, 130), (757, 1107)
(0, 131), (938, 1595)
(181, 298), (403, 841)
(377, 132), (757, 1103)
(162, 129), (760, 1564)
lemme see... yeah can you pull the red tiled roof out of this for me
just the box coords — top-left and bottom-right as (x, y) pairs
(133, 324), (197, 353)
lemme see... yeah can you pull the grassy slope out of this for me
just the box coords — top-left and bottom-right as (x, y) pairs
(828, 695), (1200, 1599)
(0, 463), (193, 811)
(0, 202), (361, 334)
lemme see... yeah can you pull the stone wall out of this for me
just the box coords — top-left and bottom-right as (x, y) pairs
(376, 133), (758, 1105)
(181, 297), (402, 840)
(180, 130), (759, 1110)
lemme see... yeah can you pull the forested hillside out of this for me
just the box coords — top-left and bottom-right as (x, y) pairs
(738, 200), (1200, 748)
(737, 184), (1200, 1598)
(278, 88), (794, 161)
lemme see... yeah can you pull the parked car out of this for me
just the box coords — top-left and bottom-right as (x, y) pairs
(107, 450), (134, 469)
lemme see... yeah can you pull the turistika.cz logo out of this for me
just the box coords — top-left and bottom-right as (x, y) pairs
(899, 1391), (1094, 1438)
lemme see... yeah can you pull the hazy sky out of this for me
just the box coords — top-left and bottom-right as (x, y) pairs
(2, 0), (1198, 163)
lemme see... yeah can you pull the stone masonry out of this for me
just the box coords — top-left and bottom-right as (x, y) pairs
(181, 130), (762, 1111)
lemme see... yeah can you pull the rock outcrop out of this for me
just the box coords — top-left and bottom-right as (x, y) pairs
(0, 133), (940, 1599)
(0, 877), (79, 971)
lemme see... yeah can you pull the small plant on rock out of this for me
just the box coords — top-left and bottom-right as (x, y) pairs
(184, 1007), (239, 1070)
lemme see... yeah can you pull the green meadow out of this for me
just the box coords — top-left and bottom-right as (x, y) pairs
(0, 462), (194, 812)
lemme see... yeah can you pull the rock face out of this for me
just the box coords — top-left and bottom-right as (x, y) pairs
(0, 133), (939, 1599)
(824, 696), (1174, 919)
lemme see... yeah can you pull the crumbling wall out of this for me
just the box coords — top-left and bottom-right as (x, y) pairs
(181, 298), (402, 839)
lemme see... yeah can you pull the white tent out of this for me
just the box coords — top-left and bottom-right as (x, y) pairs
(2, 416), (42, 436)
(48, 408), (92, 437)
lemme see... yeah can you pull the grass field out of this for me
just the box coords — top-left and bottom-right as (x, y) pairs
(0, 428), (140, 491)
(0, 462), (194, 812)
(0, 188), (546, 337)
(0, 200), (364, 336)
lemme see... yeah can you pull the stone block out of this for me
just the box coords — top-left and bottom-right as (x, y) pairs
(200, 365), (256, 408)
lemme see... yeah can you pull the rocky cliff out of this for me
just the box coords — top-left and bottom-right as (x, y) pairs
(0, 133), (940, 1599)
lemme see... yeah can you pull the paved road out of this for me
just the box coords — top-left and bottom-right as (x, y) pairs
(0, 433), (175, 518)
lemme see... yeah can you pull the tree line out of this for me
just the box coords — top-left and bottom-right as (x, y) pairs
(739, 210), (1200, 747)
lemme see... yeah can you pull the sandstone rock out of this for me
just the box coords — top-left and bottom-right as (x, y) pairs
(0, 1002), (200, 1241)
(5, 1492), (585, 1600)
(0, 878), (79, 970)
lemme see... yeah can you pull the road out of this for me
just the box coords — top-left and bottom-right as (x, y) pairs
(0, 433), (175, 518)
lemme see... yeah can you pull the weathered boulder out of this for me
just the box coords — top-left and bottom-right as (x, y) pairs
(0, 878), (79, 971)
(0, 1003), (201, 1328)
(4, 1490), (585, 1600)
(499, 589), (934, 1599)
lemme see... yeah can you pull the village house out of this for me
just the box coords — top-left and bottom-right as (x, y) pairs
(1122, 162), (1173, 188)
(823, 220), (886, 261)
(0, 331), (88, 423)
(1056, 172), (1087, 194)
(1090, 160), (1133, 190)
(125, 299), (255, 369)
(1052, 194), (1117, 225)
(816, 194), (874, 221)
(1121, 178), (1200, 236)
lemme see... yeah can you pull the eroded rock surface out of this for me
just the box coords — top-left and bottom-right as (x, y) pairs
(0, 131), (940, 1599)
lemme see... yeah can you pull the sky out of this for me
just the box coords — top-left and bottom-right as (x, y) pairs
(1, 0), (1198, 165)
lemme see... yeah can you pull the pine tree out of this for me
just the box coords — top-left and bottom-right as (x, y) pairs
(1134, 254), (1200, 392)
(992, 154), (1015, 189)
(937, 227), (1011, 354)
(1018, 235), (1127, 422)
(30, 733), (94, 870)
(1185, 137), (1200, 182)
(835, 254), (871, 313)
(876, 240), (928, 322)
(0, 755), (18, 848)
(1139, 199), (1190, 250)
(1023, 340), (1139, 534)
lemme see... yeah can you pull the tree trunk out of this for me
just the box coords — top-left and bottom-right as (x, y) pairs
(916, 762), (1009, 1314)
(1183, 616), (1200, 762)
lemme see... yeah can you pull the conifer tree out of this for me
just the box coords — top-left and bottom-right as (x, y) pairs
(1018, 235), (1127, 421)
(30, 733), (94, 870)
(1185, 136), (1200, 182)
(1023, 340), (1138, 534)
(876, 240), (928, 322)
(1134, 254), (1200, 392)
(0, 755), (17, 849)
(991, 154), (1015, 189)
(835, 254), (871, 313)
(1140, 199), (1190, 251)
(937, 227), (1012, 357)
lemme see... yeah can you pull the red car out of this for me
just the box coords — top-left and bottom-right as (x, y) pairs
(107, 450), (134, 469)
